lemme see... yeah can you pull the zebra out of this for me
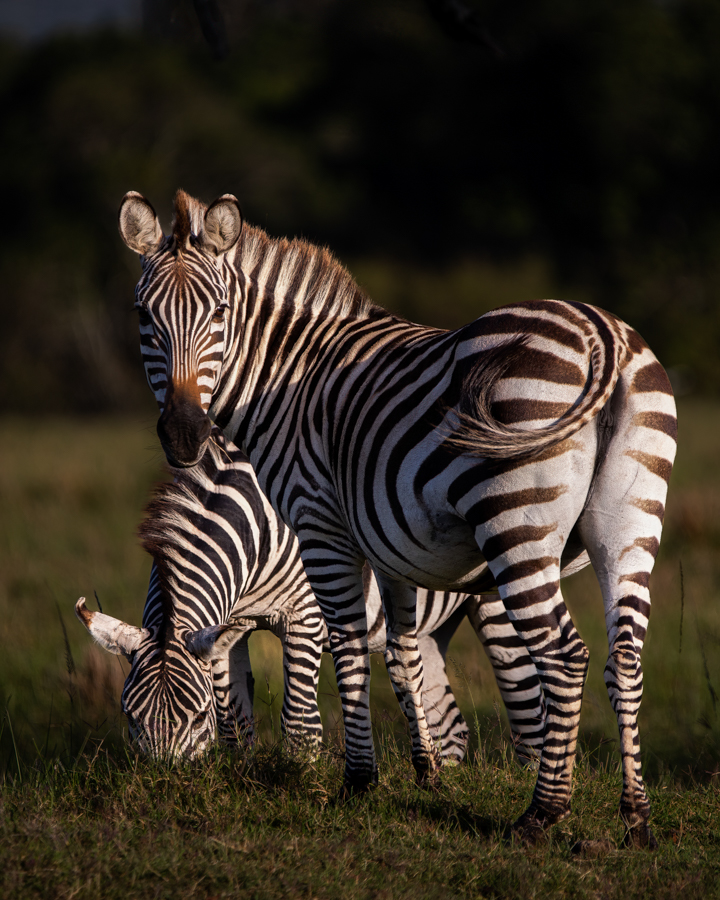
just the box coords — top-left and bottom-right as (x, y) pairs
(117, 189), (676, 846)
(76, 428), (545, 762)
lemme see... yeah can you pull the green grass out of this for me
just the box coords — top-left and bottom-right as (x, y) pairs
(1, 403), (720, 897)
(2, 739), (720, 900)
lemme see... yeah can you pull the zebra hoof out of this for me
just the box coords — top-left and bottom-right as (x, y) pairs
(338, 769), (378, 803)
(511, 803), (570, 844)
(622, 821), (658, 850)
(413, 756), (442, 790)
(620, 805), (656, 849)
(415, 767), (442, 792)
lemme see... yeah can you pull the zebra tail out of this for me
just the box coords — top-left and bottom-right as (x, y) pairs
(444, 327), (623, 460)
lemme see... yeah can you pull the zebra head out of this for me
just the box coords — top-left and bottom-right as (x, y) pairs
(75, 597), (245, 758)
(118, 190), (243, 468)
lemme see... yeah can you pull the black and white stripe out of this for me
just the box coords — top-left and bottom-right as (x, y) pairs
(77, 430), (546, 762)
(117, 190), (676, 845)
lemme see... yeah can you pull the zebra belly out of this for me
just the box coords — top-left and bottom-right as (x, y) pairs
(358, 513), (489, 592)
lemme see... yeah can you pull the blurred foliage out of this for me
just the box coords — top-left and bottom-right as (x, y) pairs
(1, 0), (720, 412)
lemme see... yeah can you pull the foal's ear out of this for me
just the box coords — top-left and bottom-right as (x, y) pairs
(75, 597), (149, 659)
(185, 618), (256, 663)
(202, 194), (243, 256)
(118, 191), (164, 256)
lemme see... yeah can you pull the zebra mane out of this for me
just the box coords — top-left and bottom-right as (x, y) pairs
(170, 189), (381, 320)
(140, 440), (229, 561)
(234, 222), (378, 320)
(172, 189), (205, 250)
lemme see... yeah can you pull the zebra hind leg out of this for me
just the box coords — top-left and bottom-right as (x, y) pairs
(605, 631), (656, 848)
(476, 546), (589, 841)
(466, 595), (545, 768)
(580, 486), (664, 848)
(577, 345), (676, 848)
(511, 606), (589, 843)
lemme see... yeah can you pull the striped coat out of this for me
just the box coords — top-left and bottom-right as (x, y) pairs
(117, 189), (676, 846)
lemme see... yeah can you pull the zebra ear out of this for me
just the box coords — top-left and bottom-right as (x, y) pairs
(75, 597), (148, 659)
(185, 620), (255, 663)
(118, 191), (165, 256)
(202, 194), (242, 256)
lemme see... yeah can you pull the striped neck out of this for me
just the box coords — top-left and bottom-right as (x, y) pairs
(210, 223), (428, 451)
(138, 440), (258, 636)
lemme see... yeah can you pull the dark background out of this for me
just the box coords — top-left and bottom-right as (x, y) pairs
(2, 0), (720, 414)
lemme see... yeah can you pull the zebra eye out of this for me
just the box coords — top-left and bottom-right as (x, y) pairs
(136, 305), (152, 327)
(212, 303), (228, 321)
(193, 709), (211, 730)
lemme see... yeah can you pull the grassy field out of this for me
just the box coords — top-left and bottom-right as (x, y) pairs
(3, 740), (720, 900)
(1, 401), (720, 897)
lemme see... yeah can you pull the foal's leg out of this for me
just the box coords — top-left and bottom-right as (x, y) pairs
(214, 633), (255, 744)
(417, 606), (469, 763)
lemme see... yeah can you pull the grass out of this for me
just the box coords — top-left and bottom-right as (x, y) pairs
(1, 400), (720, 897)
(2, 737), (720, 900)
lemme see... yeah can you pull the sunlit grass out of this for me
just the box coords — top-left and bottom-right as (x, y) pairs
(2, 732), (719, 900)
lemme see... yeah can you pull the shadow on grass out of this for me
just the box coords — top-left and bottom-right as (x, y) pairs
(418, 797), (500, 839)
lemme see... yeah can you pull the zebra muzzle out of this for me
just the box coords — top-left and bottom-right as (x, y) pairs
(157, 396), (212, 468)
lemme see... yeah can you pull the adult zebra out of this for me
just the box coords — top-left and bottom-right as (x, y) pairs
(118, 189), (676, 845)
(76, 429), (544, 763)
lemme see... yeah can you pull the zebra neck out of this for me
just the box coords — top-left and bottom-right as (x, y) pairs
(211, 223), (397, 444)
(142, 560), (236, 637)
(213, 284), (436, 460)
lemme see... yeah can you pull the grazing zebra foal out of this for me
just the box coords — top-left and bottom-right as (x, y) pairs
(118, 190), (676, 845)
(76, 430), (545, 762)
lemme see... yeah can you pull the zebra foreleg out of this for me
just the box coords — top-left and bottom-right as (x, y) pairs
(466, 595), (545, 767)
(213, 633), (255, 746)
(376, 574), (442, 786)
(297, 536), (377, 797)
(418, 620), (469, 764)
